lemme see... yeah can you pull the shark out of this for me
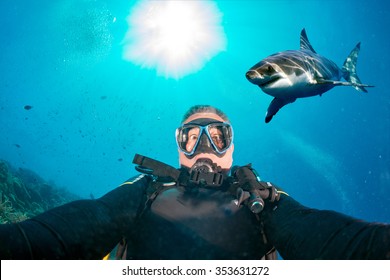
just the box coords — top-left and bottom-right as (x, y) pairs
(246, 28), (374, 123)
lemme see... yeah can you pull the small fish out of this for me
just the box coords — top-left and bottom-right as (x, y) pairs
(24, 105), (33, 110)
(246, 29), (374, 123)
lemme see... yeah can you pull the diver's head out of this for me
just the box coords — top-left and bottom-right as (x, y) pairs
(176, 105), (234, 172)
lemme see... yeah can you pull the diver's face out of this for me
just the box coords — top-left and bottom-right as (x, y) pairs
(178, 112), (234, 171)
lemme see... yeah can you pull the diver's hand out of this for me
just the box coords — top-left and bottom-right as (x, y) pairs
(232, 164), (280, 213)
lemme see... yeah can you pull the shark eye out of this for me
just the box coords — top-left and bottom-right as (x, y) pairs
(267, 65), (273, 72)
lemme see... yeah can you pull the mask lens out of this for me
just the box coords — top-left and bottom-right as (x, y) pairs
(176, 126), (201, 154)
(207, 123), (232, 153)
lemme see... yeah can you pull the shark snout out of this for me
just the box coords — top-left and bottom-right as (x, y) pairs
(246, 70), (261, 83)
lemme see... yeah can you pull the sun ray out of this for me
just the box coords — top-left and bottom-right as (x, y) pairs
(122, 0), (227, 79)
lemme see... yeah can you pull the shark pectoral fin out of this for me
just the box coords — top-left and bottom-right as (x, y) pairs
(265, 98), (296, 123)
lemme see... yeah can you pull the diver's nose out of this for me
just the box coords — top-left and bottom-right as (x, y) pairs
(245, 70), (259, 81)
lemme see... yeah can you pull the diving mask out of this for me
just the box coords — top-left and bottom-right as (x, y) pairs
(175, 118), (234, 158)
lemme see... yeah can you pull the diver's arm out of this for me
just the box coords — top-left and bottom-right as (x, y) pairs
(262, 194), (390, 259)
(0, 175), (149, 260)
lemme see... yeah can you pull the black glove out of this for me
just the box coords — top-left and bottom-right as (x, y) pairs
(232, 164), (280, 213)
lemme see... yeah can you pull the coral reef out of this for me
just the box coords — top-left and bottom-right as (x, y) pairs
(0, 160), (79, 224)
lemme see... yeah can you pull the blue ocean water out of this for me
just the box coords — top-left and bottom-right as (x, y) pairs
(0, 0), (389, 224)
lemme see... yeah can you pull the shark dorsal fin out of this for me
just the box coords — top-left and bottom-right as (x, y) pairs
(300, 28), (316, 53)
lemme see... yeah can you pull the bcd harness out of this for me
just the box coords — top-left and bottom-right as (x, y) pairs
(132, 153), (281, 215)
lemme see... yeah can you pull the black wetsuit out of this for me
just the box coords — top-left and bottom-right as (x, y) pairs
(0, 174), (273, 259)
(262, 195), (390, 259)
(1, 174), (389, 259)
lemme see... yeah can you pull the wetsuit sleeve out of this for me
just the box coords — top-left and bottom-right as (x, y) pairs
(0, 175), (150, 260)
(262, 194), (390, 259)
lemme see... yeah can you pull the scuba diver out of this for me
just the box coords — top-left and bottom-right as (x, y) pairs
(0, 105), (389, 260)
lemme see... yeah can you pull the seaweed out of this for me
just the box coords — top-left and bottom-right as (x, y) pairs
(0, 160), (79, 224)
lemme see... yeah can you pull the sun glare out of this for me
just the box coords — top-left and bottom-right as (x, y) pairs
(123, 0), (227, 79)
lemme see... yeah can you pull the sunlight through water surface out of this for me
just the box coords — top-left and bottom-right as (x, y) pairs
(122, 0), (227, 79)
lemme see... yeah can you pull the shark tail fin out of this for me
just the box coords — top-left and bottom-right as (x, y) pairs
(342, 42), (374, 93)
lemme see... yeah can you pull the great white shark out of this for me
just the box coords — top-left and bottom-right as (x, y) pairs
(246, 29), (374, 123)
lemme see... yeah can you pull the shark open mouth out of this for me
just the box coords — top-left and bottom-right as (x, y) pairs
(259, 77), (280, 87)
